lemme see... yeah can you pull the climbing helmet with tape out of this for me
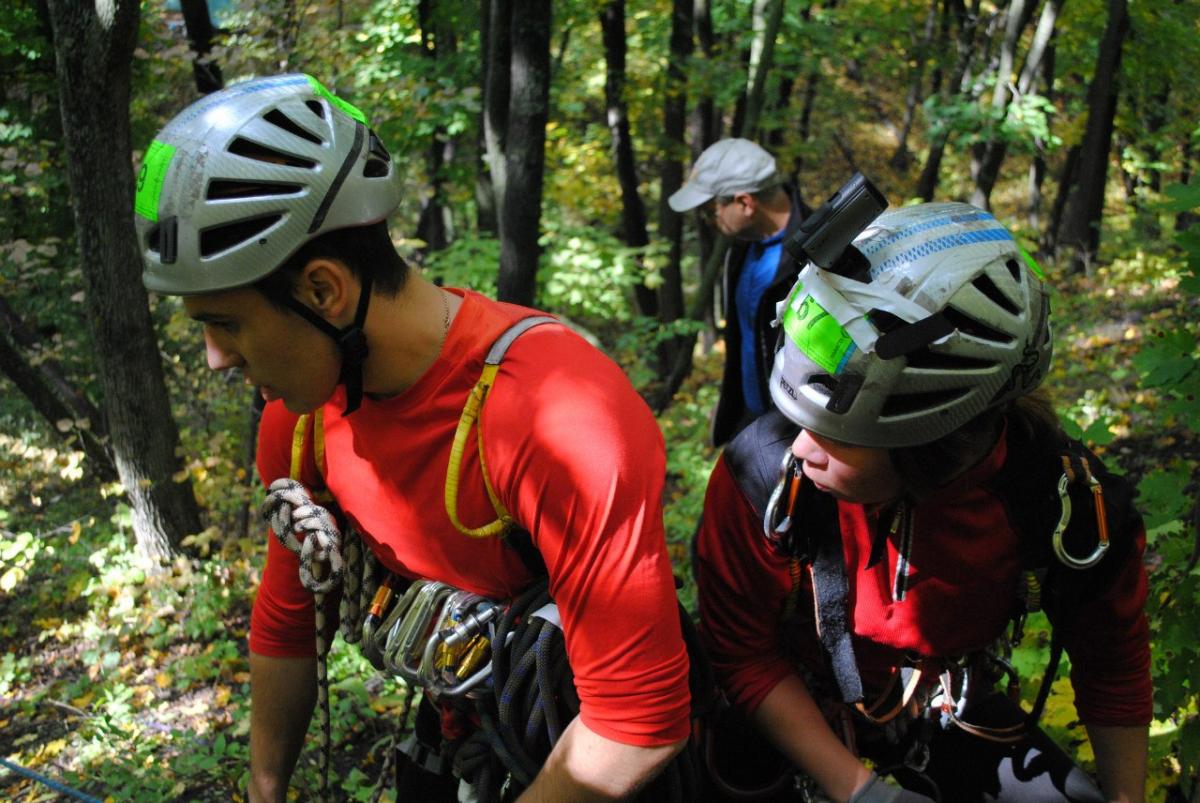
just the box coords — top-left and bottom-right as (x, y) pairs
(768, 202), (1052, 448)
(135, 73), (401, 296)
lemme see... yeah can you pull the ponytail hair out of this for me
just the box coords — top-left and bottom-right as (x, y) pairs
(889, 387), (1060, 499)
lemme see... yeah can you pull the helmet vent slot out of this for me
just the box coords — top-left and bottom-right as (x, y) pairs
(207, 180), (304, 200)
(941, 306), (1015, 344)
(306, 100), (326, 119)
(808, 374), (837, 396)
(367, 132), (391, 162)
(228, 137), (317, 169)
(971, 273), (1020, 316)
(904, 348), (996, 371)
(881, 388), (971, 418)
(263, 109), (324, 145)
(200, 214), (283, 257)
(363, 133), (392, 178)
(1005, 258), (1022, 283)
(363, 158), (389, 178)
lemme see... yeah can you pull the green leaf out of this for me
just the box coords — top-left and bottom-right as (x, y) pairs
(1160, 182), (1200, 213)
(1137, 465), (1193, 530)
(1082, 419), (1115, 446)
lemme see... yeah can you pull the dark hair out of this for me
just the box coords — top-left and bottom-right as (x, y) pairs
(252, 220), (409, 308)
(717, 183), (787, 206)
(889, 387), (1060, 499)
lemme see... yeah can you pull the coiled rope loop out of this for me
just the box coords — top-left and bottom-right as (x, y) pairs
(261, 477), (382, 802)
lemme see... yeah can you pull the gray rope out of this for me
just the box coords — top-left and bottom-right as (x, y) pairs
(262, 478), (381, 802)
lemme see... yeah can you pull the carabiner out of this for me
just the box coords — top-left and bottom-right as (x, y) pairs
(763, 452), (802, 551)
(1051, 470), (1110, 569)
(383, 582), (455, 682)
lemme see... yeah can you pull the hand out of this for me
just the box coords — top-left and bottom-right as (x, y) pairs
(847, 772), (936, 803)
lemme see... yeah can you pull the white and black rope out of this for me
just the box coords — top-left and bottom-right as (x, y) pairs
(262, 478), (381, 801)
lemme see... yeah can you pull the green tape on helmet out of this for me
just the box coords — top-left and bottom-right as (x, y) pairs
(305, 75), (367, 124)
(782, 283), (856, 374)
(1018, 244), (1046, 281)
(134, 140), (176, 222)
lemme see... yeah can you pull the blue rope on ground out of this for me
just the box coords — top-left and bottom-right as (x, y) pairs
(0, 756), (102, 803)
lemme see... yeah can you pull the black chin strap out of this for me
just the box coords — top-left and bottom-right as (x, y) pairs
(284, 273), (374, 415)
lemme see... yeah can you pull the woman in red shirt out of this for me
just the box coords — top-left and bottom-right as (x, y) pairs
(694, 202), (1150, 803)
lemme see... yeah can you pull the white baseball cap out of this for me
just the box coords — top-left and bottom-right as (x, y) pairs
(668, 138), (780, 212)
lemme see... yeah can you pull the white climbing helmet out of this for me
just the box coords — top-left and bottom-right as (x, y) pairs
(135, 73), (401, 295)
(769, 202), (1052, 448)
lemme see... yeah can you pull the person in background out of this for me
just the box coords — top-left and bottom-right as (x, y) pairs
(669, 138), (810, 446)
(694, 202), (1150, 802)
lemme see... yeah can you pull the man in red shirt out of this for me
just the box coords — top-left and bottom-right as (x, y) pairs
(135, 74), (690, 802)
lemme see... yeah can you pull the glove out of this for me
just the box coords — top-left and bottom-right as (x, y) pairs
(847, 771), (936, 803)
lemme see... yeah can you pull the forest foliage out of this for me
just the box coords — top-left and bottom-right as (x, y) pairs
(1, 0), (1198, 800)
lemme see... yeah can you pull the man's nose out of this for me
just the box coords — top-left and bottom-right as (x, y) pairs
(791, 429), (824, 461)
(204, 329), (241, 371)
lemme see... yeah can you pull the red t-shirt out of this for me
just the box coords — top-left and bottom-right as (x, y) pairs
(250, 289), (691, 746)
(694, 430), (1152, 727)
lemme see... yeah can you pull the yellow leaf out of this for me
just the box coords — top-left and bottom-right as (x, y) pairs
(69, 520), (82, 544)
(72, 690), (95, 708)
(0, 567), (25, 592)
(40, 738), (67, 757)
(55, 418), (73, 432)
(215, 685), (232, 706)
(156, 672), (172, 689)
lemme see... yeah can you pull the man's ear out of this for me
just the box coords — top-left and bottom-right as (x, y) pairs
(295, 258), (356, 323)
(733, 192), (756, 216)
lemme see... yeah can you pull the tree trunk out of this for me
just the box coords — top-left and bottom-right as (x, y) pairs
(975, 0), (1062, 211)
(600, 1), (657, 320)
(690, 0), (718, 342)
(1022, 0), (1062, 227)
(741, 0), (784, 140)
(179, 0), (223, 94)
(475, 0), (498, 234)
(46, 0), (202, 563)
(1044, 143), (1080, 255)
(496, 0), (550, 306)
(415, 0), (452, 257)
(0, 297), (116, 482)
(655, 0), (693, 378)
(891, 0), (939, 171)
(1056, 0), (1129, 274)
(483, 0), (511, 237)
(969, 0), (1037, 209)
(917, 0), (980, 201)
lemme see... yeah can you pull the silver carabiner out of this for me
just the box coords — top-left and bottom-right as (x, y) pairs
(383, 582), (455, 682)
(762, 451), (799, 549)
(419, 594), (503, 699)
(1051, 472), (1109, 570)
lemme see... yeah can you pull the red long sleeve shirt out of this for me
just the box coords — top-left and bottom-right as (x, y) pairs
(694, 430), (1152, 727)
(250, 289), (691, 746)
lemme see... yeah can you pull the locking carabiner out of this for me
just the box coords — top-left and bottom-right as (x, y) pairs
(763, 452), (803, 552)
